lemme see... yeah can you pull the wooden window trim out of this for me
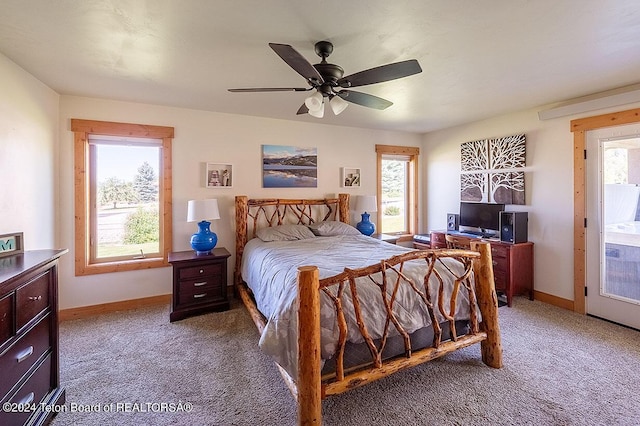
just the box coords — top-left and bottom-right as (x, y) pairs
(71, 119), (174, 276)
(375, 144), (419, 236)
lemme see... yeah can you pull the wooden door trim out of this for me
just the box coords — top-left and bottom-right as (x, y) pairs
(570, 107), (640, 314)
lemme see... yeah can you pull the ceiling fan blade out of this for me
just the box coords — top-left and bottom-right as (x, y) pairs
(296, 104), (309, 115)
(337, 59), (422, 88)
(269, 43), (324, 85)
(337, 90), (393, 110)
(228, 87), (310, 92)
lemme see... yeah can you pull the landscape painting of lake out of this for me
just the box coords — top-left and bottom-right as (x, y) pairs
(262, 145), (318, 188)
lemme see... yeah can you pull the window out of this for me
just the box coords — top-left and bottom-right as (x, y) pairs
(72, 119), (174, 276)
(376, 144), (419, 235)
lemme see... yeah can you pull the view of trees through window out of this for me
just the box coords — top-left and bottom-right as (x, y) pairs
(604, 148), (628, 184)
(381, 158), (407, 233)
(94, 143), (160, 259)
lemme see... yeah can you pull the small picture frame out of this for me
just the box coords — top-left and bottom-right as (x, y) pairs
(341, 167), (361, 187)
(0, 232), (24, 258)
(205, 163), (233, 188)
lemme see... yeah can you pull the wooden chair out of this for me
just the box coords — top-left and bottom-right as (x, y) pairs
(445, 234), (472, 249)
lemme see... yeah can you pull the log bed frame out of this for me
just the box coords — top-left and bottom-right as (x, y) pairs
(234, 194), (502, 425)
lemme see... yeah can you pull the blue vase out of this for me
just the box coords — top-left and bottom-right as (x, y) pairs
(190, 221), (218, 255)
(356, 212), (375, 236)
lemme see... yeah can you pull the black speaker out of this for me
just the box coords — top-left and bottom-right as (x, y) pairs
(447, 213), (459, 232)
(500, 212), (528, 243)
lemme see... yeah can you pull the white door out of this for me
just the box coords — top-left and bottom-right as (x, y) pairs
(586, 123), (640, 330)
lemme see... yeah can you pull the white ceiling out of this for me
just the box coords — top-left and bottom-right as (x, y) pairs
(2, 0), (640, 133)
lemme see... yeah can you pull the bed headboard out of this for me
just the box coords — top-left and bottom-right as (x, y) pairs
(234, 194), (350, 285)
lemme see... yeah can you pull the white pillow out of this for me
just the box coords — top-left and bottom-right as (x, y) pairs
(308, 221), (361, 236)
(256, 224), (316, 242)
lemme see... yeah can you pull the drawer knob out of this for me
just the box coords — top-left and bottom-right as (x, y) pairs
(193, 293), (207, 299)
(17, 345), (34, 363)
(199, 269), (204, 274)
(28, 295), (42, 301)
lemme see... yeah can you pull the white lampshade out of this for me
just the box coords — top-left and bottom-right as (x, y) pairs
(308, 102), (325, 118)
(187, 199), (220, 222)
(354, 195), (377, 213)
(330, 95), (349, 115)
(304, 91), (324, 112)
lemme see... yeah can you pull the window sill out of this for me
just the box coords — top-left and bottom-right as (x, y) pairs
(75, 257), (169, 276)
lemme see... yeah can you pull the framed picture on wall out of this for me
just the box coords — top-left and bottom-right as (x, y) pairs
(262, 145), (318, 188)
(341, 167), (361, 187)
(0, 232), (24, 258)
(205, 163), (233, 188)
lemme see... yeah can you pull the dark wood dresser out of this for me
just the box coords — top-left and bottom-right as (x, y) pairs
(168, 248), (231, 322)
(0, 249), (67, 426)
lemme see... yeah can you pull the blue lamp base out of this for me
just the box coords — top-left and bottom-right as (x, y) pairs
(190, 220), (218, 255)
(356, 212), (375, 236)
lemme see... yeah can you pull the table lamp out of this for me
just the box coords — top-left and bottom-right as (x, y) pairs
(354, 195), (377, 236)
(187, 199), (220, 255)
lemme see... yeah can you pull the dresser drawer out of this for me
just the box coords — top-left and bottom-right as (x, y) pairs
(16, 271), (51, 330)
(0, 354), (52, 426)
(0, 293), (15, 347)
(0, 315), (51, 400)
(493, 271), (507, 291)
(492, 256), (509, 275)
(177, 285), (224, 306)
(179, 263), (223, 280)
(490, 244), (509, 259)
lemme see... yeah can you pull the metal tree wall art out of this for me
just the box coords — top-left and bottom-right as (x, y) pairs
(461, 173), (488, 202)
(460, 134), (526, 204)
(489, 134), (526, 169)
(490, 171), (525, 204)
(461, 139), (489, 171)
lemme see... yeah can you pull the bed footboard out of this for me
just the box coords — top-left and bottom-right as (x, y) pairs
(296, 242), (502, 425)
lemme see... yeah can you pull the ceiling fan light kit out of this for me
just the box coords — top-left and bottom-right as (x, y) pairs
(308, 101), (325, 118)
(229, 41), (422, 118)
(305, 90), (324, 111)
(329, 95), (349, 115)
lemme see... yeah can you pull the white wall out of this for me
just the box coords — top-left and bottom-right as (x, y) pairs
(0, 54), (59, 248)
(57, 96), (421, 309)
(422, 102), (640, 301)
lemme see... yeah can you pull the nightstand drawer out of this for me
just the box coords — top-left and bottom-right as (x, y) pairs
(179, 263), (223, 280)
(16, 271), (51, 331)
(178, 277), (222, 294)
(0, 315), (51, 400)
(177, 285), (224, 306)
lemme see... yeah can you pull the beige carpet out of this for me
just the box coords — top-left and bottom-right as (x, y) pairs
(50, 298), (640, 426)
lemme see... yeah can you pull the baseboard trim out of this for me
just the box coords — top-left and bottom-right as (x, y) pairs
(59, 294), (171, 322)
(533, 290), (574, 311)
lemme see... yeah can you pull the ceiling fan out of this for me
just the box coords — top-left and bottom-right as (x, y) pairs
(228, 41), (422, 118)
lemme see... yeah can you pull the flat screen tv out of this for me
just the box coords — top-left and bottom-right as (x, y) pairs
(459, 202), (505, 234)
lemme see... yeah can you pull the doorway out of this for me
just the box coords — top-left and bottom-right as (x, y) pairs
(586, 123), (640, 329)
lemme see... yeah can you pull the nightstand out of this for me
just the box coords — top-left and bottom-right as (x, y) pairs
(371, 233), (399, 244)
(168, 247), (231, 322)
